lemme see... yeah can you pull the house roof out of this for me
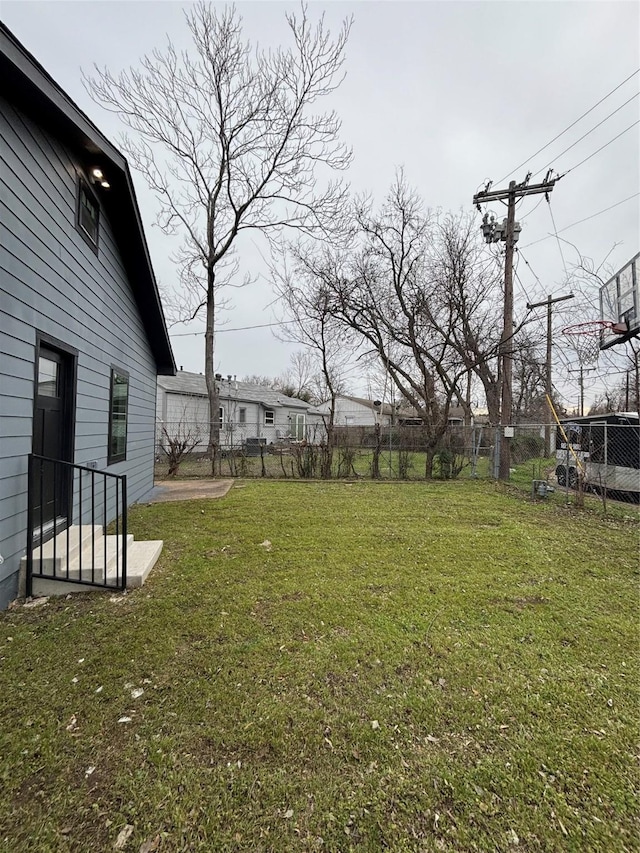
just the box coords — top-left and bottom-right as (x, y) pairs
(335, 395), (399, 417)
(329, 396), (475, 422)
(158, 371), (319, 412)
(0, 23), (176, 376)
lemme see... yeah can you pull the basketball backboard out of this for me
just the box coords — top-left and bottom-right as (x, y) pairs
(599, 252), (640, 350)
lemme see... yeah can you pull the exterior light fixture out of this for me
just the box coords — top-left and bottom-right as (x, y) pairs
(91, 168), (110, 189)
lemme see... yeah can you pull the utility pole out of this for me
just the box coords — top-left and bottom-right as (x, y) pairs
(568, 366), (595, 417)
(473, 173), (557, 479)
(527, 292), (574, 454)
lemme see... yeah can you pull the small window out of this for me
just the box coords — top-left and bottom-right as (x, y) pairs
(219, 407), (224, 427)
(264, 409), (275, 425)
(77, 178), (99, 248)
(108, 369), (129, 464)
(239, 407), (246, 425)
(37, 357), (59, 397)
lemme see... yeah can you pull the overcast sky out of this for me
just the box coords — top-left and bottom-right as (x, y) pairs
(3, 0), (639, 409)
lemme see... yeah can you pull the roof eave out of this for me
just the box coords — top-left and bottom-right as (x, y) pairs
(0, 23), (176, 376)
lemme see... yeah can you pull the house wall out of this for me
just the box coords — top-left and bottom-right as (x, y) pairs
(156, 388), (323, 451)
(328, 397), (393, 427)
(0, 95), (158, 608)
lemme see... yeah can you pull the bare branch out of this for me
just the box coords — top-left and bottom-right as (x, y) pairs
(84, 2), (352, 464)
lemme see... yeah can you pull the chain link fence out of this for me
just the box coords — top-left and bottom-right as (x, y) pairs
(155, 418), (639, 504)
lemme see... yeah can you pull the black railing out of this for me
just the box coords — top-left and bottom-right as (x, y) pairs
(26, 455), (127, 595)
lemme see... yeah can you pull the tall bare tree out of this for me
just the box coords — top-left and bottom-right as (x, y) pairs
(430, 213), (505, 423)
(274, 351), (317, 403)
(511, 332), (547, 422)
(272, 255), (353, 475)
(85, 2), (352, 470)
(302, 175), (471, 476)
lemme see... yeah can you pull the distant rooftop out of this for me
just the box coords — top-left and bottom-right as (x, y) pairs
(158, 371), (317, 411)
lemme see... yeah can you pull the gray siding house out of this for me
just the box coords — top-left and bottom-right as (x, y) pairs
(0, 25), (175, 608)
(157, 372), (324, 450)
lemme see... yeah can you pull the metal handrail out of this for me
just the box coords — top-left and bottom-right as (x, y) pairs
(26, 454), (127, 595)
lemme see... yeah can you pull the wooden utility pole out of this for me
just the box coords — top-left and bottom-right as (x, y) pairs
(527, 292), (574, 454)
(499, 181), (517, 481)
(568, 366), (594, 417)
(473, 174), (557, 479)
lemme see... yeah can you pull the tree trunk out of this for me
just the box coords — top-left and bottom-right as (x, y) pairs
(425, 446), (436, 479)
(371, 422), (381, 479)
(485, 382), (501, 425)
(321, 392), (337, 479)
(205, 270), (219, 476)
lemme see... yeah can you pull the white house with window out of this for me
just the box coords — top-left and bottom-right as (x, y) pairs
(320, 395), (397, 427)
(156, 371), (324, 451)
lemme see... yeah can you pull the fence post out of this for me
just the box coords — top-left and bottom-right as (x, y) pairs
(492, 428), (501, 479)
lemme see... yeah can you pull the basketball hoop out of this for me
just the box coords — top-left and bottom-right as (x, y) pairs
(562, 320), (627, 365)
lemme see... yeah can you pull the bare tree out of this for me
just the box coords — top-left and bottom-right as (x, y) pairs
(241, 374), (277, 388)
(157, 409), (205, 477)
(307, 175), (472, 477)
(430, 213), (505, 423)
(278, 351), (317, 403)
(241, 358), (315, 402)
(85, 2), (352, 472)
(272, 257), (353, 475)
(512, 332), (547, 423)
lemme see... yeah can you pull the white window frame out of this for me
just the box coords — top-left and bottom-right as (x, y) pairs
(264, 409), (275, 426)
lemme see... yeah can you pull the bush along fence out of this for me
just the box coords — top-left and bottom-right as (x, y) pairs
(154, 417), (640, 503)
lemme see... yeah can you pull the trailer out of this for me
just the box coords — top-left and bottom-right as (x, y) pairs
(556, 413), (640, 501)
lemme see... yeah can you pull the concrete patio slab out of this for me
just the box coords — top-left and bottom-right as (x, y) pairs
(146, 479), (234, 504)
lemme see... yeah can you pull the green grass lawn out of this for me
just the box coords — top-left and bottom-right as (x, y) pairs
(1, 481), (638, 852)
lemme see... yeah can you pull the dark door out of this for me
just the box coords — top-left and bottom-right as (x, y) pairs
(32, 344), (75, 536)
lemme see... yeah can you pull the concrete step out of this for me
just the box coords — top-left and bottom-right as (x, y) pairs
(25, 524), (102, 575)
(125, 540), (164, 588)
(29, 531), (164, 598)
(68, 534), (134, 584)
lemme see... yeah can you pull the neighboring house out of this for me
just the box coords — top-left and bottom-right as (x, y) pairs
(322, 395), (397, 427)
(156, 371), (324, 450)
(0, 25), (176, 609)
(322, 396), (474, 427)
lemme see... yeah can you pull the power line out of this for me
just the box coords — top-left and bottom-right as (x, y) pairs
(513, 265), (534, 307)
(517, 249), (543, 289)
(532, 92), (639, 179)
(496, 68), (639, 183)
(547, 200), (569, 283)
(170, 319), (295, 337)
(558, 119), (639, 178)
(519, 192), (640, 249)
(520, 196), (545, 222)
